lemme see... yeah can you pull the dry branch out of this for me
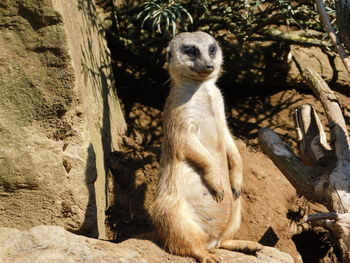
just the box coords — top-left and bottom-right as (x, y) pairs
(303, 68), (350, 161)
(306, 212), (339, 222)
(294, 104), (332, 166)
(252, 28), (328, 47)
(259, 128), (322, 203)
(307, 212), (350, 260)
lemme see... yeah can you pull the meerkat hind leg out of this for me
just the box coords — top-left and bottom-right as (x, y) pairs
(219, 239), (263, 254)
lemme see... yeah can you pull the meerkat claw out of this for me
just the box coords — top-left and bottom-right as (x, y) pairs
(212, 188), (225, 203)
(232, 188), (241, 199)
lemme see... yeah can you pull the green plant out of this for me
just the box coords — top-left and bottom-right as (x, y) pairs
(100, 0), (338, 94)
(137, 0), (194, 36)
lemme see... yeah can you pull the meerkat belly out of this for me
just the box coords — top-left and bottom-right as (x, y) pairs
(177, 160), (233, 237)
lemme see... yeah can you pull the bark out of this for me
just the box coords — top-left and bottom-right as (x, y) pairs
(258, 68), (350, 262)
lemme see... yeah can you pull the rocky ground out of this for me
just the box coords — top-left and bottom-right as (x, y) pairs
(0, 225), (294, 263)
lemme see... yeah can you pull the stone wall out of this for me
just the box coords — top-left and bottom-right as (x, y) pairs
(0, 0), (125, 238)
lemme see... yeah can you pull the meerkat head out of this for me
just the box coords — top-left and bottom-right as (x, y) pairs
(167, 31), (223, 82)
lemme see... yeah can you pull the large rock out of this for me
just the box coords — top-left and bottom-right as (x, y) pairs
(0, 0), (125, 238)
(0, 226), (294, 263)
(0, 226), (146, 263)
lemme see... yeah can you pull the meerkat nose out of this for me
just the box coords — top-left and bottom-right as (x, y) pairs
(205, 64), (214, 69)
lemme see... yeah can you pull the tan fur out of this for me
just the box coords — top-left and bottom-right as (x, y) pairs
(151, 31), (262, 263)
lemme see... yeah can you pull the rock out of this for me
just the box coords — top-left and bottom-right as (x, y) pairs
(0, 226), (294, 263)
(212, 247), (294, 263)
(120, 237), (294, 263)
(256, 246), (295, 263)
(0, 226), (146, 263)
(0, 0), (125, 238)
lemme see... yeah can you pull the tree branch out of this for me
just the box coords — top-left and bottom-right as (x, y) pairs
(306, 212), (350, 261)
(306, 212), (339, 222)
(303, 68), (350, 161)
(249, 28), (330, 48)
(258, 128), (322, 202)
(315, 0), (350, 74)
(294, 104), (332, 166)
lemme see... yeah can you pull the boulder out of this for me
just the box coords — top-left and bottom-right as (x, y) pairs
(0, 0), (125, 238)
(0, 226), (294, 263)
(0, 226), (146, 263)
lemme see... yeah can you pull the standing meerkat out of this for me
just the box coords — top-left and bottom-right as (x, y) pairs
(150, 31), (262, 263)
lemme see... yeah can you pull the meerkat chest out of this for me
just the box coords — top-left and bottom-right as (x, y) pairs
(186, 85), (226, 146)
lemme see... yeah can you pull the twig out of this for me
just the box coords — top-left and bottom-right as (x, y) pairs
(305, 212), (339, 222)
(315, 0), (350, 74)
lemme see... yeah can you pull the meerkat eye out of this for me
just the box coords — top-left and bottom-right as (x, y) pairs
(181, 45), (200, 58)
(209, 44), (217, 56)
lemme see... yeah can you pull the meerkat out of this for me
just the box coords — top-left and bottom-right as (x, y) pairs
(150, 31), (262, 263)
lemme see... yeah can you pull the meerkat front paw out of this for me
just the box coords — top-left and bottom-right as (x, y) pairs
(210, 185), (225, 203)
(230, 173), (243, 199)
(230, 177), (242, 200)
(231, 187), (241, 199)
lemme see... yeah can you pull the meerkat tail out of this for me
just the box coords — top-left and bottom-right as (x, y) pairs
(219, 240), (263, 254)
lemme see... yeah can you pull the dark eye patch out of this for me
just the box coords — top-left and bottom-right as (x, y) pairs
(181, 45), (200, 58)
(208, 43), (217, 56)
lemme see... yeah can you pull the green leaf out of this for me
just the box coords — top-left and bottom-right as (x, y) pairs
(180, 6), (193, 24)
(157, 14), (163, 33)
(141, 14), (152, 27)
(151, 17), (158, 31)
(165, 15), (170, 31)
(172, 20), (176, 36)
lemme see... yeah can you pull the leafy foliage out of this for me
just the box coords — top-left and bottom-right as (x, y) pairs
(131, 0), (335, 40)
(99, 0), (337, 99)
(110, 0), (337, 56)
(137, 0), (194, 36)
